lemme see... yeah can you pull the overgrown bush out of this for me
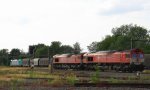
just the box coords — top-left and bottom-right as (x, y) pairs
(66, 73), (78, 85)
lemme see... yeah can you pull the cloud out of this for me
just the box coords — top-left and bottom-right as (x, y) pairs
(99, 0), (146, 15)
(0, 0), (150, 52)
(101, 5), (143, 15)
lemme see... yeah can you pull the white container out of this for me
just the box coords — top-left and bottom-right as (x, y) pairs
(10, 59), (19, 66)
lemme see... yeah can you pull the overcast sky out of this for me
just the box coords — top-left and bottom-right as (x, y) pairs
(0, 0), (150, 52)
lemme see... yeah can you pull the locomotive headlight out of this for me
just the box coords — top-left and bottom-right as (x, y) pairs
(140, 59), (144, 63)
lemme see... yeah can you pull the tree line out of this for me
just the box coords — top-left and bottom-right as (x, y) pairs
(0, 42), (82, 65)
(0, 24), (150, 66)
(29, 41), (82, 58)
(88, 24), (150, 53)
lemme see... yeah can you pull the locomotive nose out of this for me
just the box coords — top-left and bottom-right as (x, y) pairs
(135, 58), (140, 65)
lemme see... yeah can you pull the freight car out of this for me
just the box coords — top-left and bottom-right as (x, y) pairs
(29, 58), (49, 67)
(10, 59), (23, 66)
(38, 58), (49, 67)
(30, 58), (39, 66)
(53, 49), (145, 72)
(22, 58), (30, 67)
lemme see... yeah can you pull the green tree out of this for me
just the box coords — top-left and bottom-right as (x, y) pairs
(95, 24), (150, 53)
(73, 42), (82, 54)
(87, 42), (98, 52)
(60, 45), (74, 54)
(35, 46), (49, 58)
(10, 48), (21, 59)
(0, 49), (9, 65)
(49, 41), (62, 57)
(97, 35), (114, 50)
(112, 24), (149, 40)
(29, 43), (46, 58)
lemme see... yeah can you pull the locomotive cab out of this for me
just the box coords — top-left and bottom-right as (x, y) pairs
(130, 49), (145, 71)
(130, 49), (144, 65)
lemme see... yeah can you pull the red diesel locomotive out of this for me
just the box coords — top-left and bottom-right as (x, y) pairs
(53, 49), (144, 72)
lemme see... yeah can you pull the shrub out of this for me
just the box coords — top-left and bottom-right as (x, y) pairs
(28, 70), (36, 78)
(66, 73), (78, 86)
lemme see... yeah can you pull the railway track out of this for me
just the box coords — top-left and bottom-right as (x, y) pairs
(33, 67), (150, 78)
(74, 83), (150, 88)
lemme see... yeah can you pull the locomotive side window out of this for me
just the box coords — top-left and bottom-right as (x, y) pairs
(132, 54), (137, 58)
(88, 57), (93, 61)
(55, 58), (59, 62)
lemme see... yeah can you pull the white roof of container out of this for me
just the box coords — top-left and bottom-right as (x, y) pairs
(33, 58), (39, 61)
(11, 59), (18, 61)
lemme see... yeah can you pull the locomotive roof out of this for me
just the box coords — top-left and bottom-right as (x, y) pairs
(11, 59), (18, 61)
(96, 50), (117, 53)
(95, 49), (143, 53)
(30, 58), (39, 61)
(40, 58), (49, 60)
(84, 50), (132, 56)
(53, 53), (86, 58)
(53, 54), (72, 58)
(85, 52), (122, 56)
(22, 58), (30, 60)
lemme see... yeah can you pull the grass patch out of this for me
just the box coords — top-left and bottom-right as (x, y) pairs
(90, 65), (100, 83)
(0, 66), (59, 88)
(0, 66), (150, 88)
(142, 70), (150, 74)
(49, 76), (65, 87)
(66, 73), (78, 86)
(28, 70), (36, 78)
(10, 78), (24, 90)
(108, 77), (119, 83)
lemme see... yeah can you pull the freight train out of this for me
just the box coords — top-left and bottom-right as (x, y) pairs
(10, 58), (49, 67)
(53, 48), (145, 72)
(10, 48), (147, 72)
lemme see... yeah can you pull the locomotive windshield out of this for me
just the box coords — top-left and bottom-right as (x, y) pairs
(55, 58), (59, 62)
(139, 54), (144, 59)
(87, 57), (93, 61)
(131, 53), (144, 59)
(132, 54), (137, 58)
